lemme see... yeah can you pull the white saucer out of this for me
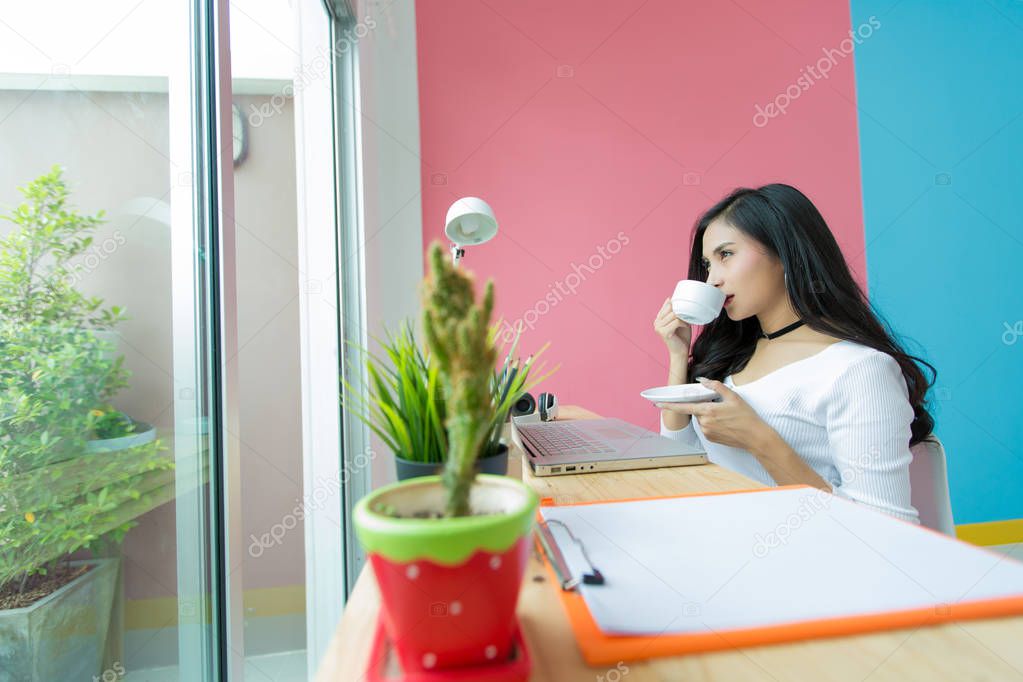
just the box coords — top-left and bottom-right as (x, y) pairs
(640, 383), (722, 404)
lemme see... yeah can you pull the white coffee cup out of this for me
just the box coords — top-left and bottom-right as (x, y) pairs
(672, 280), (726, 324)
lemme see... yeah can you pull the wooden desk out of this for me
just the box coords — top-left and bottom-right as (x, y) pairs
(316, 407), (1023, 681)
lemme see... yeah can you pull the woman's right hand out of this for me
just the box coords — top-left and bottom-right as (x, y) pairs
(654, 297), (693, 356)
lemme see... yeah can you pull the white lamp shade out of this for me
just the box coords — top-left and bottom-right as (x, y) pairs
(444, 197), (498, 245)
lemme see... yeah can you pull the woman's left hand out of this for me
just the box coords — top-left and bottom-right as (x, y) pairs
(656, 377), (773, 452)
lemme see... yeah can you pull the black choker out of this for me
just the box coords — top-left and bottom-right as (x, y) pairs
(761, 320), (804, 340)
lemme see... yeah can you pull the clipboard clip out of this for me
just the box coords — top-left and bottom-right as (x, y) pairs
(535, 518), (604, 591)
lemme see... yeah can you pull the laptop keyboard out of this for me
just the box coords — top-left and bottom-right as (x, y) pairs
(521, 423), (616, 456)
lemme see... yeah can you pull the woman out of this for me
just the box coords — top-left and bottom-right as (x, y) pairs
(653, 183), (937, 524)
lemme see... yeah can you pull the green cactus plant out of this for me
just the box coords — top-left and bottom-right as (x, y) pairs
(420, 240), (500, 518)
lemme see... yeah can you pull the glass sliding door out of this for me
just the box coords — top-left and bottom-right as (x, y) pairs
(290, 0), (377, 673)
(228, 0), (374, 674)
(1, 0), (380, 678)
(0, 1), (235, 679)
(225, 0), (311, 679)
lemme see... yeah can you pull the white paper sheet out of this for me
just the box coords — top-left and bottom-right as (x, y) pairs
(539, 488), (1023, 635)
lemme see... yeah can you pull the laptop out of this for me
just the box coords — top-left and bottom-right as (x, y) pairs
(514, 417), (707, 476)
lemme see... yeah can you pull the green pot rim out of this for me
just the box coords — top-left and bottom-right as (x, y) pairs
(353, 474), (538, 565)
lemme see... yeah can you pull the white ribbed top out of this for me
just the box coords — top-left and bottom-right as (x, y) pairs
(660, 340), (921, 524)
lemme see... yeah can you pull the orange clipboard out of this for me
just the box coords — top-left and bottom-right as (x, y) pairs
(534, 484), (1023, 666)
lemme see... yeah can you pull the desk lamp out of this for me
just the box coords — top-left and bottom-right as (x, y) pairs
(444, 197), (498, 266)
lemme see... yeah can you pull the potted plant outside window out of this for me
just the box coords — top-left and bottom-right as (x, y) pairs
(0, 167), (173, 681)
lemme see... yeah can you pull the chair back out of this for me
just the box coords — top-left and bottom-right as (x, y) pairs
(909, 435), (954, 536)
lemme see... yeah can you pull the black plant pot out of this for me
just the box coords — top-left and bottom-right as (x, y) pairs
(393, 456), (442, 481)
(394, 443), (510, 481)
(477, 443), (509, 476)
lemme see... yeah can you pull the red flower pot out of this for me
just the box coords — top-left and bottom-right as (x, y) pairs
(354, 474), (538, 673)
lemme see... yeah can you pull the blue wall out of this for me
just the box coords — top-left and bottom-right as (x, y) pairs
(850, 0), (1023, 524)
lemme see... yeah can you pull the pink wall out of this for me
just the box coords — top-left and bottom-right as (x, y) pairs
(415, 0), (866, 431)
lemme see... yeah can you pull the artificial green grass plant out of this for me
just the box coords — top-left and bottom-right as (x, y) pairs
(342, 242), (556, 517)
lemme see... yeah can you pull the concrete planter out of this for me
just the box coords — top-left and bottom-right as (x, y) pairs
(0, 558), (118, 682)
(85, 421), (156, 454)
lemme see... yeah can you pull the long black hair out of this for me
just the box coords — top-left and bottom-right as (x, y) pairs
(687, 183), (937, 447)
